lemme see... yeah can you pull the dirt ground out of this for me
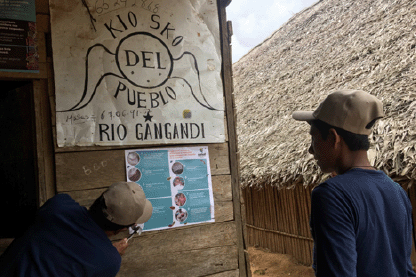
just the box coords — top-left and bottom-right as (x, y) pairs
(248, 247), (315, 276)
(248, 246), (416, 276)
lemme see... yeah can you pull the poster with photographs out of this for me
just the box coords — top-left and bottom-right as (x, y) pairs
(125, 146), (214, 231)
(0, 0), (38, 73)
(50, 0), (225, 146)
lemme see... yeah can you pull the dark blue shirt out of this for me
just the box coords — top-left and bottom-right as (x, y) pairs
(310, 168), (416, 276)
(0, 194), (121, 277)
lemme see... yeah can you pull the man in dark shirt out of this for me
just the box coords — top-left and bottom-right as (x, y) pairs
(0, 181), (153, 277)
(292, 89), (416, 276)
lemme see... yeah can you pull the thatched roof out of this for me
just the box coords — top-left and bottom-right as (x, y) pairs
(234, 0), (416, 188)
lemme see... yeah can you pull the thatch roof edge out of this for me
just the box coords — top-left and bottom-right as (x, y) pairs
(234, 0), (416, 189)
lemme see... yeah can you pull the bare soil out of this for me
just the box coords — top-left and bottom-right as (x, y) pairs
(248, 246), (416, 276)
(248, 247), (315, 277)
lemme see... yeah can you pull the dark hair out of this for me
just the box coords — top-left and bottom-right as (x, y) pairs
(310, 120), (370, 151)
(88, 195), (131, 231)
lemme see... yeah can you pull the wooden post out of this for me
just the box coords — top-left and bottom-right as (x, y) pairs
(218, 0), (250, 275)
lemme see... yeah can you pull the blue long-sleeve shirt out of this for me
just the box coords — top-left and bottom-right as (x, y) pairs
(310, 168), (416, 276)
(0, 194), (121, 277)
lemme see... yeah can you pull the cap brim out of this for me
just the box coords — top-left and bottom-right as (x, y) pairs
(292, 111), (315, 121)
(136, 199), (153, 224)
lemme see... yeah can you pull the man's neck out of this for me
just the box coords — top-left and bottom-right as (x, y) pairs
(336, 150), (373, 175)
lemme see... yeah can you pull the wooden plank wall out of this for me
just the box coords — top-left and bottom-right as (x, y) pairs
(0, 0), (55, 254)
(59, 144), (239, 277)
(0, 0), (250, 276)
(49, 1), (248, 277)
(243, 183), (416, 267)
(0, 0), (55, 203)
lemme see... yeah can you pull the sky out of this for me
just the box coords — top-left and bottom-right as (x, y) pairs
(226, 0), (318, 63)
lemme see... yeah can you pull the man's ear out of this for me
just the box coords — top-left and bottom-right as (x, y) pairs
(328, 128), (342, 148)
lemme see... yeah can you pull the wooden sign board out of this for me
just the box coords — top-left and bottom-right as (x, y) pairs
(50, 0), (225, 147)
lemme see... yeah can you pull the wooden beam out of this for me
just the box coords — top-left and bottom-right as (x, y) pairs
(63, 174), (231, 205)
(119, 245), (238, 277)
(125, 221), (237, 253)
(55, 143), (230, 192)
(0, 63), (48, 79)
(107, 200), (234, 242)
(218, 0), (251, 275)
(36, 14), (50, 33)
(33, 79), (56, 206)
(37, 32), (47, 64)
(205, 269), (240, 277)
(35, 0), (50, 14)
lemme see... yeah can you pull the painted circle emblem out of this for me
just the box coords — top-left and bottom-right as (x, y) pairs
(116, 32), (173, 89)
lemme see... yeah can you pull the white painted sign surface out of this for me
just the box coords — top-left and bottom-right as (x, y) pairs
(50, 0), (225, 146)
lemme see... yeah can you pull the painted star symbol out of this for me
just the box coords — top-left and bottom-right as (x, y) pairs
(143, 110), (153, 122)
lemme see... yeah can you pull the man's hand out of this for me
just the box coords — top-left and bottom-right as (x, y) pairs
(113, 238), (128, 256)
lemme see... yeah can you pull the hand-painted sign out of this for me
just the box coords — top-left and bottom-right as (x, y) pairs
(0, 0), (38, 73)
(50, 0), (225, 146)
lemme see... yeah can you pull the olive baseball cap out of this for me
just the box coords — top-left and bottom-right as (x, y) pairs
(292, 89), (384, 135)
(102, 182), (153, 226)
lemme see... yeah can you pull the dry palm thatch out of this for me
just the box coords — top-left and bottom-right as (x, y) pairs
(234, 0), (416, 188)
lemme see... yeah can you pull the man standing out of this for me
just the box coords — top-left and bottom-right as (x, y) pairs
(292, 89), (416, 276)
(0, 181), (153, 276)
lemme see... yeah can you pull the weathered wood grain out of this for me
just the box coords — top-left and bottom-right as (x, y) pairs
(213, 175), (232, 201)
(63, 188), (107, 207)
(215, 201), (234, 223)
(124, 221), (237, 255)
(65, 191), (233, 233)
(33, 79), (56, 205)
(35, 0), (50, 14)
(56, 144), (230, 192)
(54, 140), (231, 154)
(37, 32), (47, 63)
(36, 14), (50, 33)
(64, 174), (231, 204)
(205, 269), (239, 277)
(31, 1), (245, 276)
(118, 245), (238, 277)
(218, 1), (250, 275)
(0, 63), (48, 79)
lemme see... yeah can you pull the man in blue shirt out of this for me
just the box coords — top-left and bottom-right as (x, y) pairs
(0, 181), (153, 276)
(292, 89), (416, 276)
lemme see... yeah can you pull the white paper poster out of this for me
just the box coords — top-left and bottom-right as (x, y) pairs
(50, 0), (225, 146)
(125, 146), (214, 231)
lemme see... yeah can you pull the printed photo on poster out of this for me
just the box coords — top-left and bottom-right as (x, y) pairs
(124, 146), (215, 232)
